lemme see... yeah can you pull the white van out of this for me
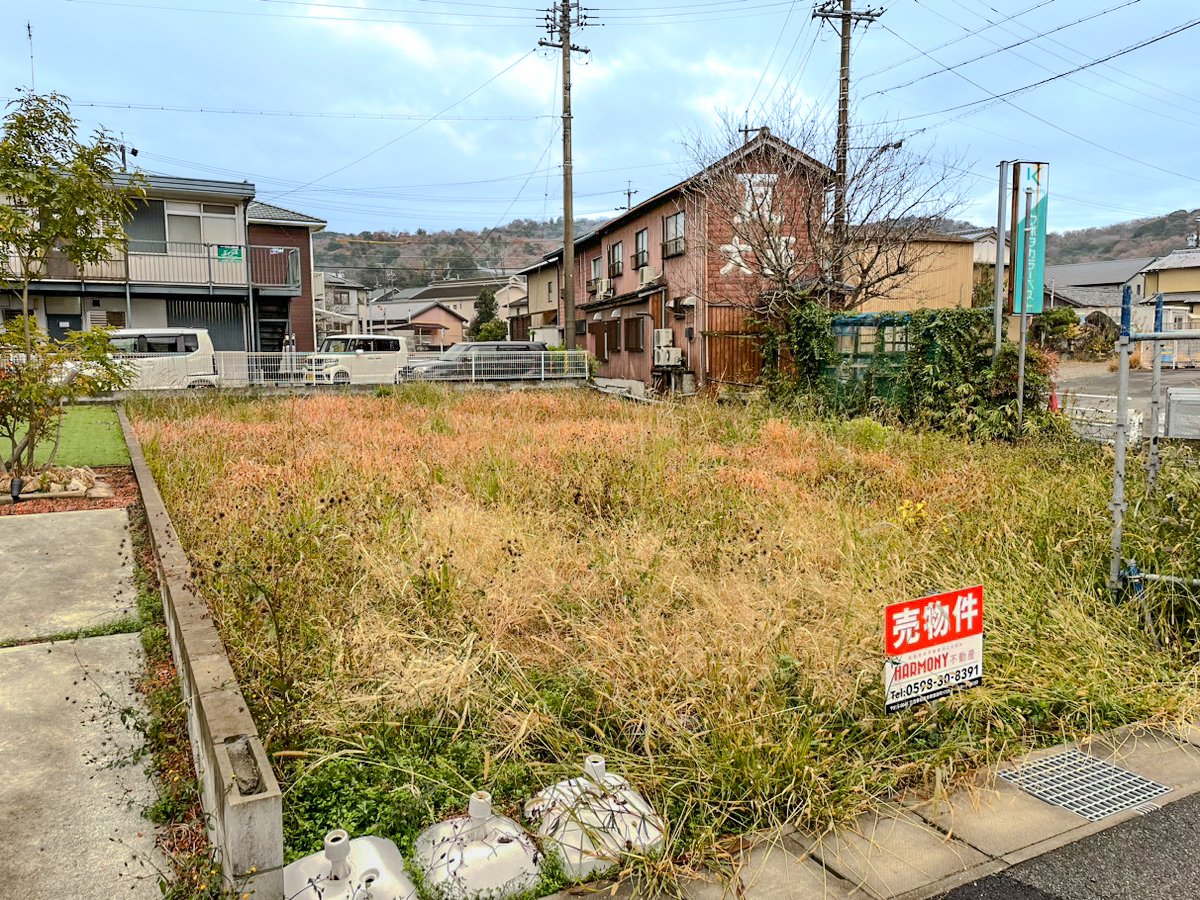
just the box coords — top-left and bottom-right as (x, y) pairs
(304, 334), (409, 385)
(107, 328), (220, 389)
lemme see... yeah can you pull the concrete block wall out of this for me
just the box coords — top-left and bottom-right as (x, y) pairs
(119, 409), (284, 898)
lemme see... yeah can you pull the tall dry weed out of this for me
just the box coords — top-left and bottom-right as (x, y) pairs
(128, 390), (1200, 869)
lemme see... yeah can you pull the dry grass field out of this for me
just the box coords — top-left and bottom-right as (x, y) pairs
(127, 386), (1200, 878)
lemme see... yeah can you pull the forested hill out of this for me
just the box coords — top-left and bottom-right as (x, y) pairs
(1047, 208), (1199, 264)
(313, 217), (608, 288)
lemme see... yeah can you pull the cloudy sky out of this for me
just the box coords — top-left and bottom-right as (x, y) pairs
(2, 0), (1197, 237)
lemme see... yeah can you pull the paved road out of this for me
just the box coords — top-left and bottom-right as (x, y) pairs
(1055, 361), (1200, 421)
(937, 790), (1200, 900)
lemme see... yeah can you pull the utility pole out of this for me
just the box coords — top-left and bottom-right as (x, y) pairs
(812, 0), (882, 306)
(540, 1), (589, 349)
(623, 180), (638, 211)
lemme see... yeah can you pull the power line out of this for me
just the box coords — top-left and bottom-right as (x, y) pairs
(66, 0), (538, 26)
(70, 101), (550, 121)
(857, 0), (1057, 81)
(893, 15), (1200, 123)
(866, 0), (1145, 98)
(264, 48), (539, 204)
(882, 24), (1200, 188)
(743, 0), (800, 116)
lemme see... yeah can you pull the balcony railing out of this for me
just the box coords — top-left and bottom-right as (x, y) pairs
(6, 241), (302, 291)
(632, 250), (649, 269)
(662, 237), (686, 258)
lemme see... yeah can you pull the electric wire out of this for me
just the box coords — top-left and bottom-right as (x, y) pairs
(891, 15), (1200, 123)
(263, 48), (539, 203)
(70, 101), (550, 121)
(866, 0), (1144, 98)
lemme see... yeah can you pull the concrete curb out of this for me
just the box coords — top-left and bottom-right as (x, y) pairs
(118, 407), (284, 898)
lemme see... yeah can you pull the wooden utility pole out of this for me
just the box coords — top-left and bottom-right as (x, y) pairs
(540, 2), (588, 349)
(812, 0), (882, 304)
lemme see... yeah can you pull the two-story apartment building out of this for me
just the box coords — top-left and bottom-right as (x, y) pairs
(2, 174), (325, 351)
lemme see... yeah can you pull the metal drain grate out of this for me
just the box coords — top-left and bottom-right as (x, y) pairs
(997, 748), (1171, 822)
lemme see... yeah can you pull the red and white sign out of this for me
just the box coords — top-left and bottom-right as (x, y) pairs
(884, 585), (984, 713)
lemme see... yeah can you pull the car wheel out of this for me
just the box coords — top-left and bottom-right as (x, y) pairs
(333, 371), (350, 385)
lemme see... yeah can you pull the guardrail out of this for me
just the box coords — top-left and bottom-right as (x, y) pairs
(1062, 392), (1143, 445)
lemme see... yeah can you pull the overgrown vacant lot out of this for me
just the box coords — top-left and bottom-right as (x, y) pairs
(128, 388), (1199, 874)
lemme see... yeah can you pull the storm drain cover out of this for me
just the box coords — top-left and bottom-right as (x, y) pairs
(997, 748), (1170, 822)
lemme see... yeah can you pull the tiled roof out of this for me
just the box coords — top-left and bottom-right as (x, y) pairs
(1142, 249), (1200, 273)
(1047, 285), (1121, 308)
(368, 300), (470, 323)
(321, 271), (368, 288)
(1044, 257), (1156, 287)
(247, 200), (326, 226)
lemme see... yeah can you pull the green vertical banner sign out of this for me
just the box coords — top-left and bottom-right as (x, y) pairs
(1013, 163), (1049, 314)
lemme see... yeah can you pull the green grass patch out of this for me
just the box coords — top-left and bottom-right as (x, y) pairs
(29, 404), (129, 467)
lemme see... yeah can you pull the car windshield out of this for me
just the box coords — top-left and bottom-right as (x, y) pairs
(319, 338), (353, 353)
(441, 344), (475, 359)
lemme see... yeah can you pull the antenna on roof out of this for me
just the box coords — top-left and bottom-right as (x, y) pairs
(26, 22), (35, 91)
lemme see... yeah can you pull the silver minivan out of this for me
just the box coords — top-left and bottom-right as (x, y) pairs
(304, 334), (409, 385)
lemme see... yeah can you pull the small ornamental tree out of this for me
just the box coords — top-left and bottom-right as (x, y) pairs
(0, 90), (140, 473)
(0, 319), (131, 473)
(467, 287), (499, 340)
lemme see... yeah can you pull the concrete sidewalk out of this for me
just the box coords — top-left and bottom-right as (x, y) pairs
(684, 724), (1200, 900)
(0, 508), (161, 900)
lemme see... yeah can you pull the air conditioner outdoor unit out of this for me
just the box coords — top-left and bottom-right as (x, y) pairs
(654, 346), (683, 366)
(639, 266), (658, 286)
(598, 278), (612, 296)
(652, 328), (673, 348)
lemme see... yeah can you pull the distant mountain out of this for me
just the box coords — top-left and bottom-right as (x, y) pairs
(1046, 209), (1199, 265)
(313, 217), (608, 289)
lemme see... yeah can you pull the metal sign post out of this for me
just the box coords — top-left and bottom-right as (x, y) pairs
(992, 161), (1010, 360)
(1016, 187), (1033, 433)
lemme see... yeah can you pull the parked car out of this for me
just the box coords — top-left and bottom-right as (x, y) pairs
(304, 334), (409, 385)
(403, 341), (549, 381)
(107, 328), (220, 389)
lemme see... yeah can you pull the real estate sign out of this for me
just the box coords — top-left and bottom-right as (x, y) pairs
(216, 244), (244, 262)
(884, 585), (984, 713)
(1012, 163), (1049, 315)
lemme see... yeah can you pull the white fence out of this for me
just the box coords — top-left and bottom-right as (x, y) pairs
(1062, 392), (1142, 445)
(404, 350), (588, 382)
(114, 350), (588, 389)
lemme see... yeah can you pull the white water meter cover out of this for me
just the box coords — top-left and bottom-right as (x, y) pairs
(283, 829), (418, 900)
(414, 791), (542, 900)
(524, 754), (666, 880)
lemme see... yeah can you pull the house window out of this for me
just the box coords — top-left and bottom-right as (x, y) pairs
(663, 211), (685, 257)
(608, 241), (623, 278)
(588, 256), (602, 292)
(548, 279), (554, 304)
(164, 201), (239, 247)
(624, 316), (644, 351)
(632, 229), (649, 269)
(575, 318), (586, 337)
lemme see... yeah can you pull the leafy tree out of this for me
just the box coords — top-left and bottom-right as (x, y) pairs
(467, 287), (498, 340)
(0, 90), (140, 473)
(476, 319), (508, 341)
(0, 320), (131, 473)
